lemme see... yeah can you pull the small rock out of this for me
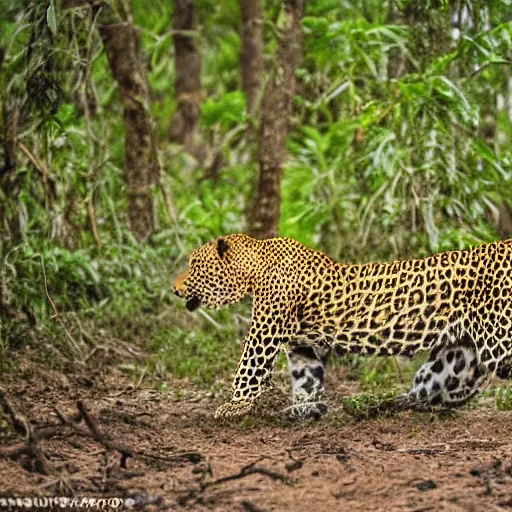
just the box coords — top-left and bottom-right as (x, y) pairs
(285, 460), (303, 472)
(415, 480), (437, 492)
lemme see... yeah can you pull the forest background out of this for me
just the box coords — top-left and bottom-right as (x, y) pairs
(1, 0), (512, 397)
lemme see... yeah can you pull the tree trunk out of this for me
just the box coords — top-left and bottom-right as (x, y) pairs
(496, 202), (512, 238)
(0, 46), (21, 245)
(94, 0), (157, 241)
(249, 0), (305, 239)
(169, 0), (201, 155)
(240, 0), (263, 114)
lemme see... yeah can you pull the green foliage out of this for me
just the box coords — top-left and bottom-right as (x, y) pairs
(286, 3), (512, 261)
(342, 391), (399, 420)
(0, 230), (181, 367)
(334, 354), (425, 392)
(495, 385), (512, 410)
(147, 307), (245, 388)
(5, 236), (176, 316)
(46, 0), (57, 36)
(201, 91), (247, 132)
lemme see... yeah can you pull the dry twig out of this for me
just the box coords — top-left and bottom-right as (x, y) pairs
(177, 457), (294, 506)
(57, 401), (202, 468)
(76, 400), (133, 468)
(40, 255), (84, 358)
(1, 394), (202, 478)
(0, 387), (53, 474)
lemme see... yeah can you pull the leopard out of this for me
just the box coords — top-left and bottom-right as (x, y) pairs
(173, 234), (512, 419)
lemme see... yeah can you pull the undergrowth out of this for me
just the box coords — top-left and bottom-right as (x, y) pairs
(0, 232), (179, 371)
(495, 386), (512, 411)
(145, 304), (250, 391)
(342, 391), (400, 420)
(332, 353), (426, 393)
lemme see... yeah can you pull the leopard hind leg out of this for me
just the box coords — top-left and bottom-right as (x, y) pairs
(496, 359), (512, 380)
(406, 345), (489, 408)
(285, 345), (331, 419)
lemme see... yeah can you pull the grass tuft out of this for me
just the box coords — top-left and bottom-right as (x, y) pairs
(342, 391), (400, 420)
(495, 386), (512, 411)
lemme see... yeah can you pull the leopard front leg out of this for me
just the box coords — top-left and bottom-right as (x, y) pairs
(214, 331), (284, 419)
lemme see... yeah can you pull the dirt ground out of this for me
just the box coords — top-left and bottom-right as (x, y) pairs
(1, 348), (512, 512)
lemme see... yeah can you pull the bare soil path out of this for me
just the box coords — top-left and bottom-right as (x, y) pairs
(1, 351), (512, 511)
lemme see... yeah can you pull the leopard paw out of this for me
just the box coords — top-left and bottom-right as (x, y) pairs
(283, 401), (328, 421)
(214, 399), (254, 420)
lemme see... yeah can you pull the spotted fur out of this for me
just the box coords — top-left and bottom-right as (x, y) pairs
(173, 234), (512, 419)
(285, 346), (330, 419)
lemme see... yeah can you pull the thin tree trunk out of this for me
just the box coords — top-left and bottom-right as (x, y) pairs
(249, 0), (305, 239)
(0, 57), (16, 179)
(169, 0), (201, 155)
(0, 47), (22, 245)
(94, 0), (157, 241)
(497, 202), (512, 239)
(240, 0), (263, 114)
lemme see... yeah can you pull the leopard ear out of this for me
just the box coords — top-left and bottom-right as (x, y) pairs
(217, 238), (229, 258)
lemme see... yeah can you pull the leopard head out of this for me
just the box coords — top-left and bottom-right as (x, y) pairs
(173, 234), (258, 311)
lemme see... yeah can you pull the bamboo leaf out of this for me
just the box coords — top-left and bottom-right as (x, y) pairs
(47, 0), (57, 35)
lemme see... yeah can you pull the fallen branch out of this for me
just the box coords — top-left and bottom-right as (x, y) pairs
(58, 401), (202, 468)
(178, 457), (294, 506)
(0, 387), (54, 474)
(0, 386), (30, 435)
(372, 437), (506, 456)
(1, 395), (202, 475)
(76, 400), (133, 469)
(209, 464), (294, 487)
(0, 443), (32, 459)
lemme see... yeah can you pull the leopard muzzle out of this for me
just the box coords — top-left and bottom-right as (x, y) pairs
(173, 271), (201, 311)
